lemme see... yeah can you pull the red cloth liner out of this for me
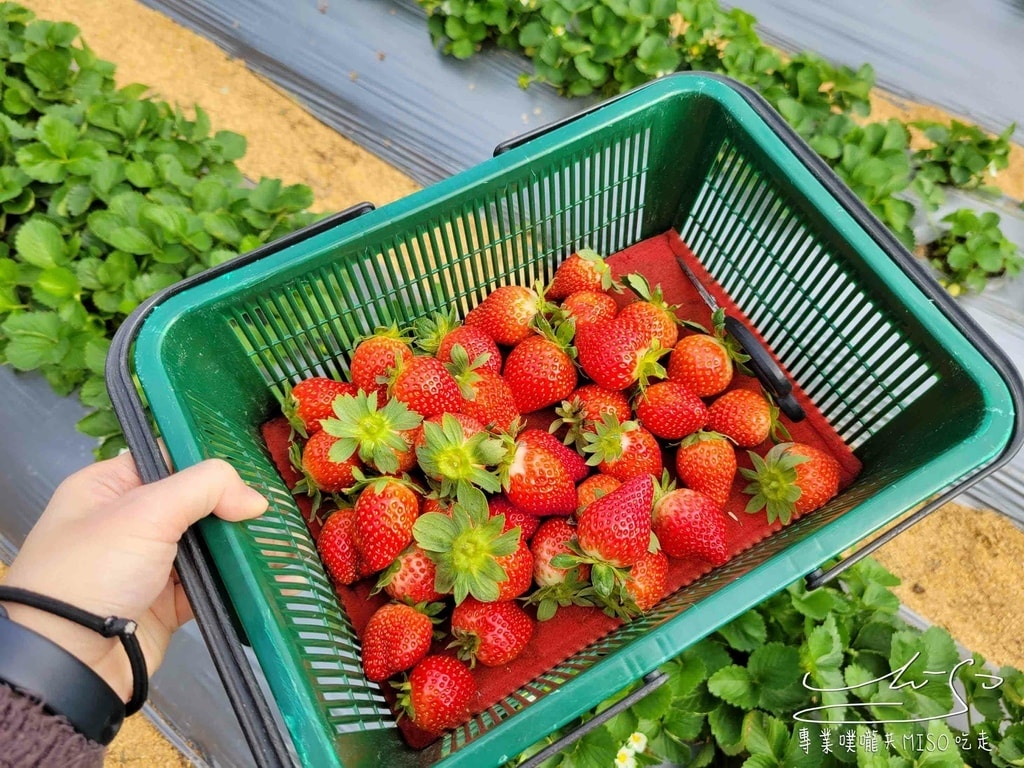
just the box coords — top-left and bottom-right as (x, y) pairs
(259, 230), (862, 749)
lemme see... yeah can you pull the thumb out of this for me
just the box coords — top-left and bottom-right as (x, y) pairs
(114, 458), (269, 543)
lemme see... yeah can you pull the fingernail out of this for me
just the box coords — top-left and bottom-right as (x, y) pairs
(243, 485), (270, 514)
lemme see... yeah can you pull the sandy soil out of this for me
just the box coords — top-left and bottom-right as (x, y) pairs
(7, 0), (1024, 763)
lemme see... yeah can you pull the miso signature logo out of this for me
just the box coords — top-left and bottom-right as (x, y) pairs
(794, 651), (1003, 725)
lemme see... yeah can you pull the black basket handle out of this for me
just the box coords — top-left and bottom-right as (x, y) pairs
(519, 671), (669, 768)
(105, 202), (375, 768)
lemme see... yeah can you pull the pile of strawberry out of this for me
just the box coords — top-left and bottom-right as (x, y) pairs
(277, 249), (841, 737)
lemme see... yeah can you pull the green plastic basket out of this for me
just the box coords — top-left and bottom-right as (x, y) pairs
(108, 74), (1021, 767)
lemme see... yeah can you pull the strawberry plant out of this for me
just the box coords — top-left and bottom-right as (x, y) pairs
(415, 0), (1021, 285)
(927, 209), (1023, 294)
(0, 4), (317, 457)
(514, 558), (1024, 768)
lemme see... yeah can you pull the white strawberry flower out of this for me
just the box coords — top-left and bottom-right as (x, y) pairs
(614, 747), (637, 768)
(628, 731), (648, 752)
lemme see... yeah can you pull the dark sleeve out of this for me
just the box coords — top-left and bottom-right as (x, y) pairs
(0, 682), (105, 768)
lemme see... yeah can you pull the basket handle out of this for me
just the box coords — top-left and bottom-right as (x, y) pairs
(106, 202), (377, 768)
(518, 671), (669, 768)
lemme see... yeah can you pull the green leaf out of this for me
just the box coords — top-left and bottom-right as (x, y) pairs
(142, 204), (189, 240)
(89, 156), (124, 195)
(79, 376), (112, 409)
(87, 211), (155, 254)
(717, 610), (767, 652)
(249, 178), (281, 212)
(63, 183), (94, 217)
(211, 130), (247, 161)
(632, 679), (673, 721)
(192, 178), (228, 212)
(76, 406), (121, 438)
(25, 47), (73, 91)
(708, 665), (758, 709)
(708, 703), (745, 754)
(35, 266), (79, 299)
(15, 217), (67, 267)
(17, 143), (66, 183)
(1, 311), (70, 369)
(125, 160), (157, 188)
(83, 336), (110, 375)
(37, 114), (78, 158)
(202, 211), (244, 245)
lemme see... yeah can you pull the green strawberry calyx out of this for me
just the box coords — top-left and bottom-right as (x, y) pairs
(416, 413), (505, 500)
(444, 343), (494, 401)
(633, 338), (669, 391)
(412, 485), (521, 604)
(549, 538), (656, 619)
(549, 396), (592, 452)
(412, 308), (460, 356)
(321, 390), (421, 475)
(740, 442), (810, 525)
(621, 272), (680, 320)
(521, 569), (599, 621)
(530, 312), (578, 357)
(581, 412), (639, 467)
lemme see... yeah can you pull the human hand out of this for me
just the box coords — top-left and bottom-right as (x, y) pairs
(0, 453), (268, 703)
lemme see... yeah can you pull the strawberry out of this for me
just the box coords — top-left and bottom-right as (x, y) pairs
(546, 249), (613, 300)
(414, 309), (502, 374)
(354, 478), (422, 572)
(531, 518), (590, 587)
(741, 442), (840, 524)
(293, 429), (362, 495)
(499, 433), (577, 515)
(488, 496), (539, 541)
(675, 431), (737, 509)
(321, 390), (423, 475)
(282, 377), (358, 437)
(582, 413), (663, 482)
(396, 655), (476, 734)
(652, 488), (729, 565)
(576, 473), (621, 511)
(707, 389), (788, 448)
(503, 332), (577, 414)
(350, 327), (413, 400)
(465, 285), (540, 346)
(316, 507), (366, 585)
(560, 290), (618, 328)
(618, 274), (679, 350)
(634, 380), (707, 440)
(415, 413), (504, 500)
(450, 598), (534, 667)
(493, 538), (534, 601)
(446, 346), (520, 432)
(375, 545), (444, 603)
(668, 333), (733, 397)
(519, 429), (589, 483)
(551, 384), (631, 450)
(575, 317), (667, 391)
(413, 487), (521, 603)
(361, 602), (436, 682)
(576, 473), (655, 568)
(625, 549), (669, 612)
(391, 355), (464, 418)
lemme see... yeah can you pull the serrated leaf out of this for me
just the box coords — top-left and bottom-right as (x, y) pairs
(202, 211), (243, 245)
(64, 183), (94, 217)
(632, 679), (672, 721)
(35, 266), (79, 299)
(1, 311), (70, 369)
(709, 703), (745, 754)
(15, 217), (67, 267)
(212, 130), (246, 162)
(709, 665), (758, 709)
(125, 160), (156, 188)
(37, 114), (78, 158)
(79, 375), (112, 409)
(88, 211), (155, 255)
(717, 610), (767, 652)
(76, 406), (121, 438)
(17, 143), (66, 183)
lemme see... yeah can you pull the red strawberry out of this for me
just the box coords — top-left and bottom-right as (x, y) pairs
(391, 355), (463, 418)
(551, 384), (632, 450)
(489, 497), (539, 541)
(618, 274), (679, 350)
(575, 317), (667, 391)
(449, 598), (535, 667)
(547, 249), (613, 300)
(465, 285), (540, 346)
(361, 602), (434, 682)
(675, 431), (737, 509)
(634, 380), (707, 440)
(741, 442), (840, 524)
(316, 507), (366, 585)
(415, 309), (502, 374)
(707, 389), (783, 448)
(503, 334), (577, 414)
(519, 429), (589, 483)
(446, 347), (520, 432)
(397, 655), (476, 734)
(576, 473), (621, 512)
(576, 474), (655, 567)
(321, 390), (423, 475)
(296, 429), (361, 493)
(531, 518), (590, 587)
(500, 434), (578, 515)
(560, 290), (618, 328)
(376, 545), (444, 604)
(625, 549), (669, 612)
(283, 377), (358, 437)
(350, 328), (413, 400)
(582, 414), (663, 482)
(354, 479), (422, 572)
(668, 333), (734, 397)
(494, 539), (534, 601)
(652, 488), (729, 565)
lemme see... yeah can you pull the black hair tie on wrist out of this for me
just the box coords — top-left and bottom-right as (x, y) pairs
(0, 586), (148, 737)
